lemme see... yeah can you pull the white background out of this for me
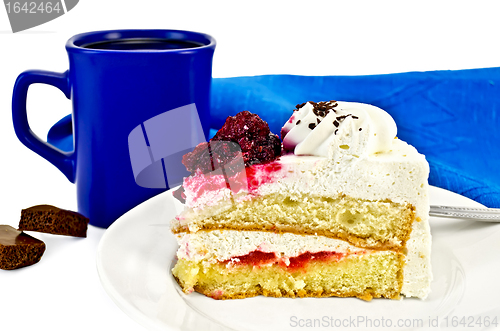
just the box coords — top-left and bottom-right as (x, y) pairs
(0, 1), (499, 330)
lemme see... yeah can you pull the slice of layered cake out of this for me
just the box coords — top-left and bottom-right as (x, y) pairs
(170, 101), (432, 300)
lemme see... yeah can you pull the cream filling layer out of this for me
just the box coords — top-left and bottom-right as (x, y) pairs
(176, 230), (368, 263)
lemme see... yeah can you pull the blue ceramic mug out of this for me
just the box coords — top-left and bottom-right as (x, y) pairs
(12, 29), (216, 228)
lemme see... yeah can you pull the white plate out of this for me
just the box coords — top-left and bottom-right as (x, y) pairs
(97, 186), (500, 331)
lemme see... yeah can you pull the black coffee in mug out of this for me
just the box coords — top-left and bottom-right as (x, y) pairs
(81, 38), (205, 50)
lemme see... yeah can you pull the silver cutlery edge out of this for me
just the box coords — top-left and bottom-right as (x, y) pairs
(430, 205), (500, 222)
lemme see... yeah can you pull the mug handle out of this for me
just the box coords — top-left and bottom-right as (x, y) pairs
(12, 70), (75, 183)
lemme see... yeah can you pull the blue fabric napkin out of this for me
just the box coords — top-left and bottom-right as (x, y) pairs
(210, 68), (500, 208)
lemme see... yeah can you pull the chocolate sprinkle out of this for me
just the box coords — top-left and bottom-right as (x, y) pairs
(352, 116), (359, 119)
(293, 100), (338, 116)
(359, 128), (362, 131)
(308, 123), (316, 130)
(333, 120), (339, 127)
(310, 100), (337, 117)
(334, 129), (338, 135)
(317, 118), (321, 124)
(296, 120), (301, 125)
(294, 102), (307, 111)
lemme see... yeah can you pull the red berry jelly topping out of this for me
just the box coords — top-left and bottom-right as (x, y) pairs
(174, 111), (282, 202)
(182, 111), (282, 174)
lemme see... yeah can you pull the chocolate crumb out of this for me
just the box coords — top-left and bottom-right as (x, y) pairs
(308, 123), (316, 130)
(317, 118), (321, 124)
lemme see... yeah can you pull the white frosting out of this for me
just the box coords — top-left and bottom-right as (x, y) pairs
(403, 216), (432, 298)
(259, 140), (429, 215)
(282, 101), (397, 158)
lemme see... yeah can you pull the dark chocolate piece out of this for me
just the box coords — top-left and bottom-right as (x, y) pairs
(0, 225), (45, 270)
(19, 205), (89, 238)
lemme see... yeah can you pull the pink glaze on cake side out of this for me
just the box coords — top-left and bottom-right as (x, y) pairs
(182, 160), (286, 209)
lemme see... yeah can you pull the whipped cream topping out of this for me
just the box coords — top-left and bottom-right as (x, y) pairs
(281, 101), (397, 159)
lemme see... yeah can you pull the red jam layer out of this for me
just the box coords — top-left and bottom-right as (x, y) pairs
(286, 251), (345, 270)
(222, 249), (351, 271)
(229, 251), (276, 266)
